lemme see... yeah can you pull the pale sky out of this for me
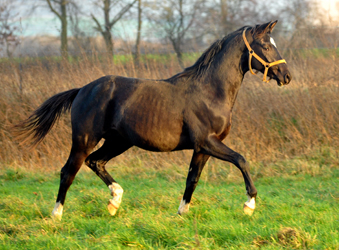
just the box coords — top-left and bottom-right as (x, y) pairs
(321, 0), (339, 24)
(12, 0), (339, 37)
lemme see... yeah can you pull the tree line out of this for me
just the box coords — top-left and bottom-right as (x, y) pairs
(0, 0), (335, 67)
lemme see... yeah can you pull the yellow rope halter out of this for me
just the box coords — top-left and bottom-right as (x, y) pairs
(242, 28), (286, 83)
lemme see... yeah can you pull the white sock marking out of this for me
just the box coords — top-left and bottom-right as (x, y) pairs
(178, 199), (190, 215)
(52, 202), (63, 220)
(270, 37), (277, 48)
(244, 194), (256, 210)
(108, 183), (124, 209)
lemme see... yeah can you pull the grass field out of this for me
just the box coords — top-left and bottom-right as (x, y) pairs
(0, 154), (338, 249)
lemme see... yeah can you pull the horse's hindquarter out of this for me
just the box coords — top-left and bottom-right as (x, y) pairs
(115, 80), (189, 152)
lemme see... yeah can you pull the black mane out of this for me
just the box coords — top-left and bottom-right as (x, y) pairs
(166, 25), (251, 82)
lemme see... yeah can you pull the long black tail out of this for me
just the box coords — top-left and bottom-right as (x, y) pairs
(14, 88), (81, 148)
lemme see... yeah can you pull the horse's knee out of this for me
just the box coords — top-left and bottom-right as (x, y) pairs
(236, 155), (248, 170)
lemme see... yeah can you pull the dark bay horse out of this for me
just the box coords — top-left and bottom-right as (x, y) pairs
(15, 21), (291, 220)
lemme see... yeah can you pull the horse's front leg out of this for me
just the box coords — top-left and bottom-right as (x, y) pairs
(178, 151), (210, 215)
(200, 135), (257, 215)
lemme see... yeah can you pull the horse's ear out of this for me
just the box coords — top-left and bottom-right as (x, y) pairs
(254, 20), (278, 38)
(268, 20), (278, 33)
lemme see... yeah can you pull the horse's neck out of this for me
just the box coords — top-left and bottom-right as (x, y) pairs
(207, 46), (246, 109)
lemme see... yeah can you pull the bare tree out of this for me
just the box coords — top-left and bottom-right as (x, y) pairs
(203, 0), (277, 40)
(0, 0), (20, 57)
(133, 0), (142, 66)
(68, 2), (95, 56)
(281, 0), (314, 29)
(147, 0), (204, 68)
(91, 0), (137, 58)
(285, 0), (331, 49)
(45, 0), (69, 59)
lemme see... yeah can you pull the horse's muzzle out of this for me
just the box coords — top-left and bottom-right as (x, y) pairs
(284, 72), (292, 85)
(278, 71), (292, 86)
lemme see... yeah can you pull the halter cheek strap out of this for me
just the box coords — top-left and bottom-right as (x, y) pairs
(242, 28), (286, 83)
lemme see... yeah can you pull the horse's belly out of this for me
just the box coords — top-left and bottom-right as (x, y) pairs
(119, 107), (186, 152)
(135, 132), (182, 152)
(127, 121), (184, 152)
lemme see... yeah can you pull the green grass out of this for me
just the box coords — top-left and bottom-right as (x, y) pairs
(0, 165), (338, 249)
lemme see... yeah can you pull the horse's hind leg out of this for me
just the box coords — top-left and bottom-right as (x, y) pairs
(178, 152), (210, 215)
(52, 143), (95, 220)
(85, 137), (132, 216)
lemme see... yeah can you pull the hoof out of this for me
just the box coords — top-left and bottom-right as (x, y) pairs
(51, 213), (62, 221)
(177, 209), (189, 216)
(177, 199), (190, 215)
(52, 202), (63, 221)
(107, 200), (119, 216)
(243, 203), (255, 216)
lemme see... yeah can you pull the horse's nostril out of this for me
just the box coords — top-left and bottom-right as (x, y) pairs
(285, 72), (292, 84)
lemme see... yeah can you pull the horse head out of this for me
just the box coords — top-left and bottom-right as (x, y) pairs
(243, 20), (292, 86)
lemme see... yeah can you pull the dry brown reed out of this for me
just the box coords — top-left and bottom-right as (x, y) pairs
(0, 50), (338, 175)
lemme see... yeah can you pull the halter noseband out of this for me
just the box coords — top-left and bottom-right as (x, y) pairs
(242, 28), (286, 83)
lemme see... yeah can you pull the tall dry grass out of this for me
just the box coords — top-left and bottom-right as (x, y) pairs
(0, 51), (338, 174)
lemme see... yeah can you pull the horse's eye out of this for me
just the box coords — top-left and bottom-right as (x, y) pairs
(263, 46), (269, 51)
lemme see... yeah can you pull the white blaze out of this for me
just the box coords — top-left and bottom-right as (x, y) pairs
(270, 37), (277, 48)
